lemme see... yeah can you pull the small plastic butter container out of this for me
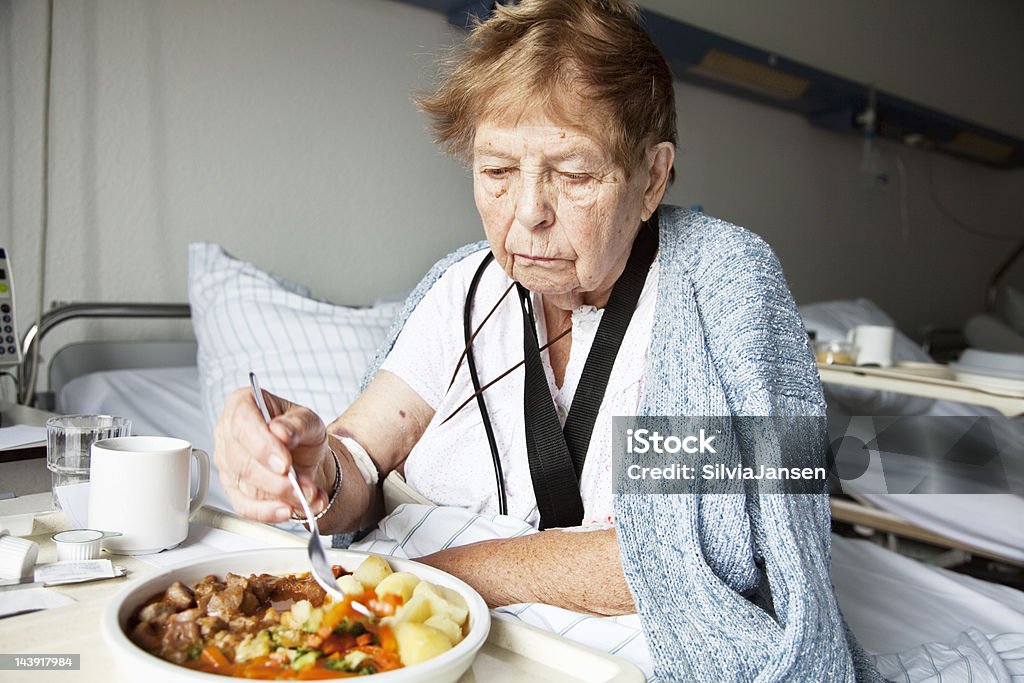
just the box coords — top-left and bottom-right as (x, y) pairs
(51, 529), (119, 562)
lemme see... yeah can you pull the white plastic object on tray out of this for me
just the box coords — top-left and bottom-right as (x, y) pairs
(0, 529), (38, 580)
(52, 529), (119, 562)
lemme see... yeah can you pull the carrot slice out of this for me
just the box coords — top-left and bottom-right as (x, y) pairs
(200, 645), (231, 669)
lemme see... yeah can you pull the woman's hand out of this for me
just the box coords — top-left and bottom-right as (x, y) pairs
(214, 387), (331, 524)
(214, 370), (435, 532)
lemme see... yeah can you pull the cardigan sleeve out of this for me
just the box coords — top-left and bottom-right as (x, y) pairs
(683, 220), (825, 416)
(614, 207), (881, 682)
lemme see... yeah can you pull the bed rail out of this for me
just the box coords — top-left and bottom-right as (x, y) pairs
(18, 302), (191, 406)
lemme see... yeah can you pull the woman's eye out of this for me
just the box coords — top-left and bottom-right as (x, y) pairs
(560, 172), (591, 183)
(482, 168), (511, 179)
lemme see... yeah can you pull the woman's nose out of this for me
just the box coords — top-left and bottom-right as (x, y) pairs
(514, 175), (555, 231)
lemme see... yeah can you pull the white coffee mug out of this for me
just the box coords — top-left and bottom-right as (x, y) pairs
(847, 325), (895, 367)
(87, 436), (209, 555)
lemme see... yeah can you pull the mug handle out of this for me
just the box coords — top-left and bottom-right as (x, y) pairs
(189, 449), (211, 519)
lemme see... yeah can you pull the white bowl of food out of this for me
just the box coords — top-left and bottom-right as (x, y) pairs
(101, 548), (490, 682)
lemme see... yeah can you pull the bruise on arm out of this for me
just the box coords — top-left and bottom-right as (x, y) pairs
(328, 369), (434, 474)
(318, 370), (434, 532)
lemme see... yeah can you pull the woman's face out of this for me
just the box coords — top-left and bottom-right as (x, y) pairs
(472, 113), (670, 310)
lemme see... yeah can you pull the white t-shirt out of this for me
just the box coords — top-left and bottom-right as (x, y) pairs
(380, 249), (658, 528)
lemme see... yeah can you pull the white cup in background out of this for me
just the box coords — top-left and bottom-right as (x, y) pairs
(847, 325), (895, 367)
(87, 436), (210, 555)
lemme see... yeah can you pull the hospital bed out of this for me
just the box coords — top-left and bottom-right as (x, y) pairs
(15, 285), (1024, 679)
(801, 299), (1024, 575)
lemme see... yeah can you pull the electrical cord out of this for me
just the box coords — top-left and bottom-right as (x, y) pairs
(926, 155), (1024, 241)
(892, 153), (910, 243)
(22, 0), (54, 405)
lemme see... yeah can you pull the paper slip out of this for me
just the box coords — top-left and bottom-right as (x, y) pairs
(0, 425), (46, 451)
(0, 586), (75, 618)
(59, 483), (277, 569)
(35, 559), (126, 586)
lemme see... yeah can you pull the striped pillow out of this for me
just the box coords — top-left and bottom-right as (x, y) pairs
(188, 242), (401, 431)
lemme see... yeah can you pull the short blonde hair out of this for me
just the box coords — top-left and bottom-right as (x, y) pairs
(417, 0), (676, 178)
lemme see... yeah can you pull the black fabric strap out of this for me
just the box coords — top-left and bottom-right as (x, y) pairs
(518, 212), (659, 529)
(519, 287), (586, 528)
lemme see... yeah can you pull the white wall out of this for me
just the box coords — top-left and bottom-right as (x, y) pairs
(2, 0), (1023, 390)
(647, 0), (1024, 334)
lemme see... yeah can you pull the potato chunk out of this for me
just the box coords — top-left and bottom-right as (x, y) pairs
(374, 571), (420, 603)
(352, 555), (393, 589)
(424, 614), (463, 645)
(393, 622), (453, 666)
(390, 595), (432, 624)
(335, 574), (364, 596)
(413, 581), (469, 626)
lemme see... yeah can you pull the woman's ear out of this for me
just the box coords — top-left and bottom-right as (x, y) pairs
(641, 142), (676, 220)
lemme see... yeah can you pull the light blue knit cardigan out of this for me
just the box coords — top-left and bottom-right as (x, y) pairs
(361, 206), (882, 682)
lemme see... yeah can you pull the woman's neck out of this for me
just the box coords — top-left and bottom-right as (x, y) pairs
(542, 299), (574, 389)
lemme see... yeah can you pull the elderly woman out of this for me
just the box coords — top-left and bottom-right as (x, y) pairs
(215, 1), (880, 680)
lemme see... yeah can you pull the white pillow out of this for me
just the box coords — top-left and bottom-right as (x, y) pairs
(188, 242), (401, 431)
(798, 297), (931, 363)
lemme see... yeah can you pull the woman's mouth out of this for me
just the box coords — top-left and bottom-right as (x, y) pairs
(515, 254), (563, 265)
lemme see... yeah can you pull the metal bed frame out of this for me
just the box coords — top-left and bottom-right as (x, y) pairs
(17, 302), (191, 408)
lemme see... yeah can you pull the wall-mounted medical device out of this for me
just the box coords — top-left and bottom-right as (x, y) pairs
(0, 248), (22, 367)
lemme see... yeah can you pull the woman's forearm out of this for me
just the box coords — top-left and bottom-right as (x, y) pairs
(414, 528), (634, 616)
(314, 371), (434, 534)
(315, 433), (384, 534)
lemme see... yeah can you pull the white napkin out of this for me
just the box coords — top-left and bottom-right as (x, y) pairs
(0, 587), (75, 618)
(54, 483), (90, 528)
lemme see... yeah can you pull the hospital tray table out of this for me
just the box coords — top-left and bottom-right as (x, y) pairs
(0, 499), (644, 683)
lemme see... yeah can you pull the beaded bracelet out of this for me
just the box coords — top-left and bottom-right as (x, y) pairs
(291, 446), (342, 523)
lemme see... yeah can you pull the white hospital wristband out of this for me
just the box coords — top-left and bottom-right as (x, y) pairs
(337, 435), (379, 486)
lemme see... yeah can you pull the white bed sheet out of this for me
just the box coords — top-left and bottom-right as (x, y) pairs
(832, 534), (1024, 652)
(834, 398), (1024, 562)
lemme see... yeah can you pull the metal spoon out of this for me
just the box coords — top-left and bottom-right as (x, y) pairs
(248, 372), (375, 622)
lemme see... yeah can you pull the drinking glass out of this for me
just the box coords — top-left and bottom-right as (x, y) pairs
(45, 415), (131, 510)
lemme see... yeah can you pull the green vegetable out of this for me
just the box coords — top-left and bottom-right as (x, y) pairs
(332, 618), (367, 637)
(186, 645), (202, 661)
(322, 650), (376, 674)
(290, 650), (321, 671)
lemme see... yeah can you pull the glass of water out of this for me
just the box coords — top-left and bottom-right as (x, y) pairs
(46, 415), (132, 510)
